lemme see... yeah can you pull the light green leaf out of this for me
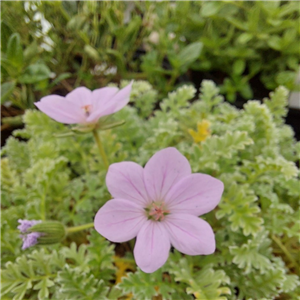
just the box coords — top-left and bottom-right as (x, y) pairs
(201, 2), (222, 17)
(233, 59), (246, 76)
(178, 42), (203, 71)
(1, 81), (16, 103)
(6, 33), (23, 70)
(19, 63), (52, 84)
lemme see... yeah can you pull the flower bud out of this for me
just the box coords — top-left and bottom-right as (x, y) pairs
(28, 221), (66, 245)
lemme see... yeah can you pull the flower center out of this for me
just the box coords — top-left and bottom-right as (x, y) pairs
(82, 105), (92, 117)
(145, 202), (170, 221)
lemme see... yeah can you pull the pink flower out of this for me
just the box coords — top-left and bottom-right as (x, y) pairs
(35, 82), (133, 124)
(94, 147), (224, 273)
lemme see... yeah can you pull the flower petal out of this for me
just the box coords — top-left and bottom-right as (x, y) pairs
(143, 148), (191, 201)
(165, 174), (224, 216)
(164, 214), (215, 255)
(109, 81), (133, 113)
(66, 87), (92, 107)
(106, 162), (150, 206)
(87, 87), (119, 123)
(35, 95), (84, 124)
(134, 221), (170, 273)
(92, 87), (119, 107)
(94, 199), (146, 243)
(87, 82), (132, 122)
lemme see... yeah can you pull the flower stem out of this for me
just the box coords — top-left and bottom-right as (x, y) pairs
(41, 182), (49, 221)
(271, 234), (300, 271)
(92, 129), (109, 170)
(66, 222), (94, 234)
(41, 196), (46, 221)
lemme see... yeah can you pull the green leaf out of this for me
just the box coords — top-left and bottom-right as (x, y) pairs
(84, 45), (100, 61)
(240, 82), (253, 99)
(247, 6), (260, 33)
(1, 81), (16, 103)
(6, 33), (23, 70)
(178, 42), (203, 71)
(33, 278), (54, 300)
(24, 41), (39, 61)
(19, 63), (52, 84)
(169, 259), (230, 300)
(237, 33), (253, 44)
(119, 268), (175, 300)
(194, 131), (254, 171)
(267, 36), (282, 51)
(263, 86), (289, 123)
(281, 274), (300, 293)
(62, 0), (78, 16)
(1, 249), (64, 300)
(50, 72), (72, 87)
(275, 71), (297, 89)
(2, 137), (30, 173)
(230, 232), (272, 274)
(1, 21), (13, 53)
(216, 182), (263, 236)
(56, 266), (108, 300)
(238, 260), (286, 299)
(233, 59), (246, 76)
(67, 15), (87, 31)
(201, 2), (222, 17)
(87, 231), (115, 281)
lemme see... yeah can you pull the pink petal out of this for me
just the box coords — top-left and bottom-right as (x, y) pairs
(109, 81), (133, 113)
(165, 174), (224, 216)
(94, 199), (146, 243)
(92, 87), (119, 107)
(143, 148), (191, 202)
(164, 214), (215, 255)
(65, 87), (92, 107)
(87, 82), (132, 122)
(87, 87), (119, 123)
(35, 95), (84, 124)
(106, 162), (150, 206)
(134, 221), (170, 273)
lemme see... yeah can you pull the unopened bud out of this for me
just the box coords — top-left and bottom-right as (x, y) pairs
(28, 221), (66, 245)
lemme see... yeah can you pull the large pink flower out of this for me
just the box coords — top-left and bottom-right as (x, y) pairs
(34, 82), (132, 124)
(94, 148), (224, 273)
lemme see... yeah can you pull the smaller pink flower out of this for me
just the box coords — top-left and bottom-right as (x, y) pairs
(35, 82), (133, 124)
(94, 147), (224, 273)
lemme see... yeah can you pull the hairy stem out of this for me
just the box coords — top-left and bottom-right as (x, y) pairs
(92, 129), (109, 170)
(66, 222), (94, 233)
(271, 234), (300, 271)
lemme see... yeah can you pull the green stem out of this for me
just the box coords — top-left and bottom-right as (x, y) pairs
(41, 195), (46, 221)
(271, 234), (300, 271)
(41, 182), (49, 221)
(92, 129), (109, 170)
(66, 222), (94, 234)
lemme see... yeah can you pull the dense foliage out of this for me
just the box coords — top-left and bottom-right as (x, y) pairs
(1, 1), (300, 109)
(1, 80), (299, 299)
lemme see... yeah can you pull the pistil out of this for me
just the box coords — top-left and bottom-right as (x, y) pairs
(146, 202), (170, 221)
(82, 105), (92, 117)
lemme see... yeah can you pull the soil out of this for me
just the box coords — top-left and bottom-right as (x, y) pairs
(1, 105), (24, 147)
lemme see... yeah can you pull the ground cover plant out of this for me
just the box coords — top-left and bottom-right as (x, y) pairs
(1, 80), (299, 299)
(1, 1), (300, 110)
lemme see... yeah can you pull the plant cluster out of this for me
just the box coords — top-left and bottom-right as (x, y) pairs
(1, 80), (299, 299)
(1, 1), (299, 109)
